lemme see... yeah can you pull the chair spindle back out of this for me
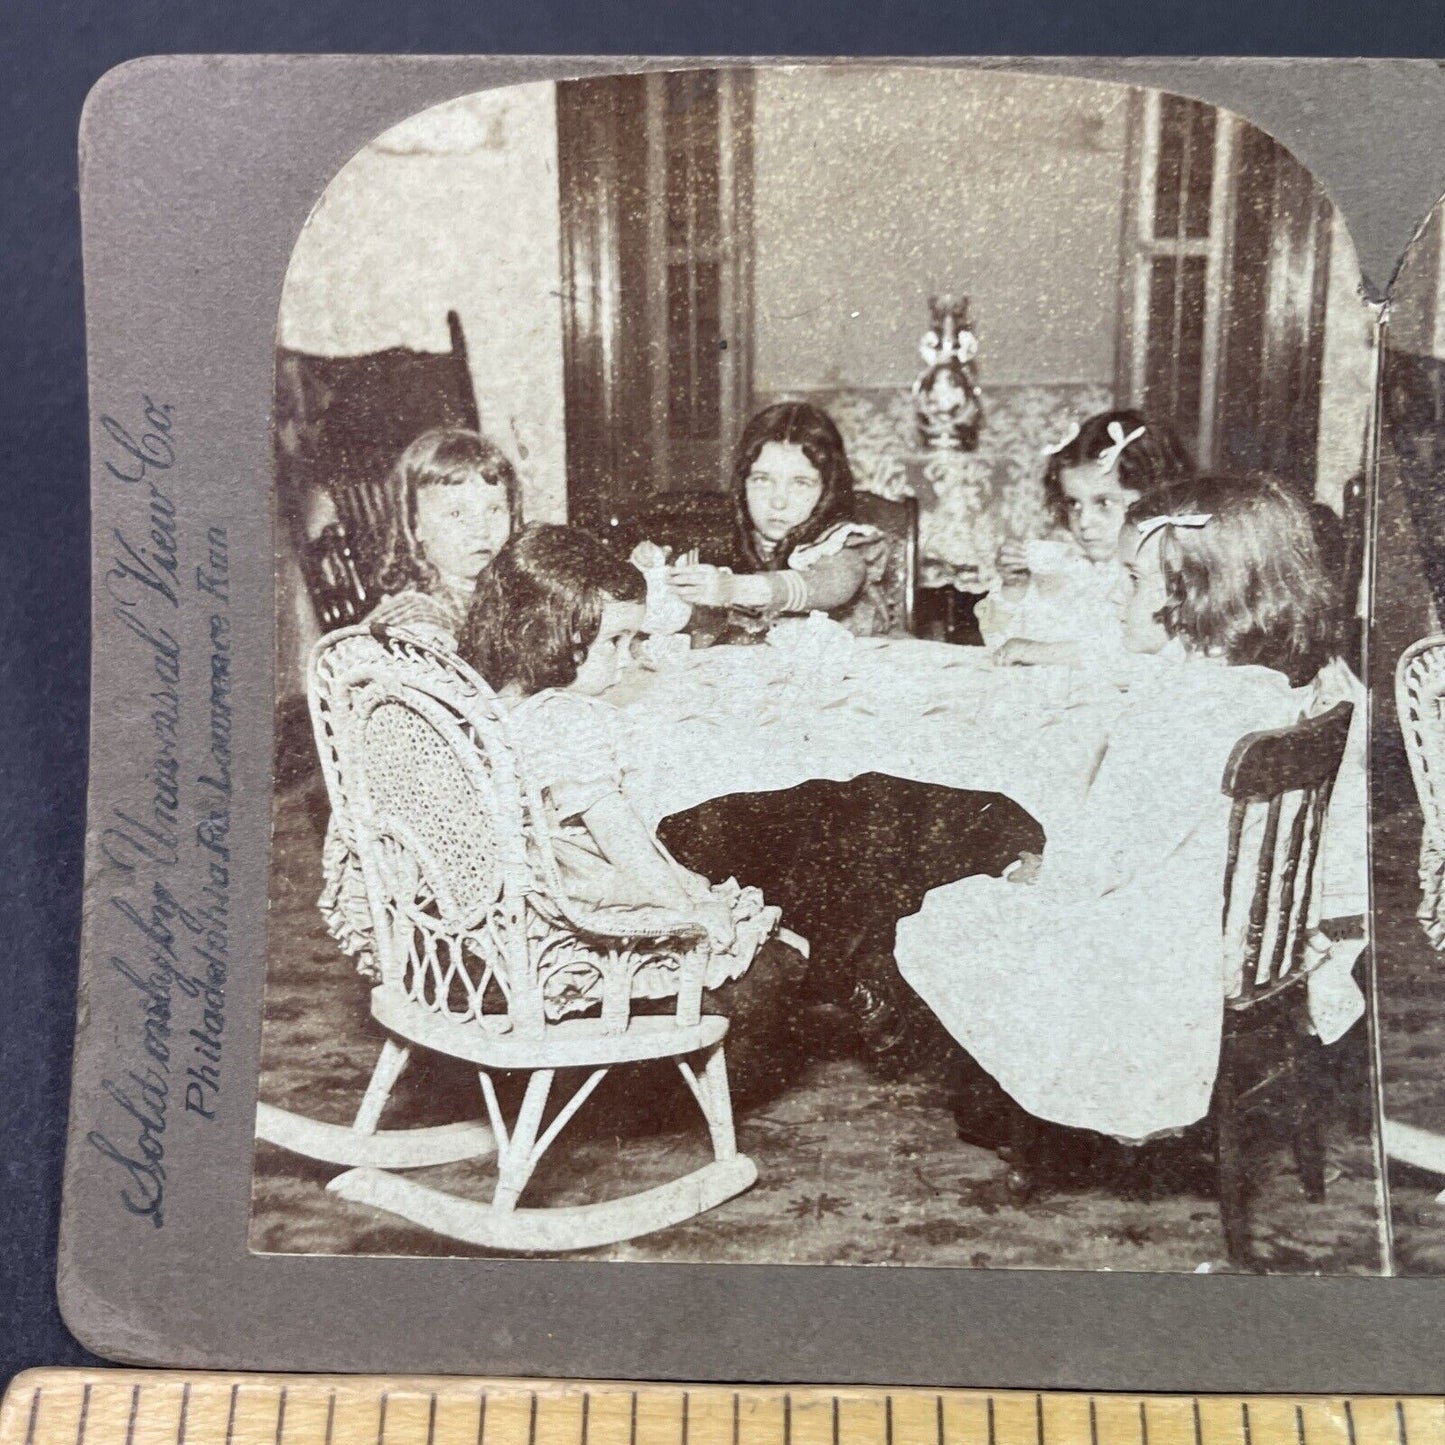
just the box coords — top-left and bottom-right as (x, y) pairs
(1220, 701), (1353, 1006)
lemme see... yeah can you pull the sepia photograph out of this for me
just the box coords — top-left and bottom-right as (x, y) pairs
(248, 65), (1383, 1273)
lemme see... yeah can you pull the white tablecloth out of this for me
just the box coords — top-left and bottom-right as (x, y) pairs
(613, 635), (1116, 842)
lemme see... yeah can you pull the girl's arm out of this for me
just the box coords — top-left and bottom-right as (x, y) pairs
(670, 546), (868, 615)
(580, 792), (693, 911)
(579, 791), (735, 945)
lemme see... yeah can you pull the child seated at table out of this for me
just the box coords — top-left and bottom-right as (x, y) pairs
(897, 475), (1364, 1145)
(319, 428), (521, 975)
(366, 426), (521, 641)
(459, 523), (808, 1109)
(978, 409), (1191, 667)
(639, 401), (898, 641)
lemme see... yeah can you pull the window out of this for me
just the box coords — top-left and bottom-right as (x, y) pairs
(1119, 90), (1334, 492)
(1118, 90), (1238, 468)
(557, 69), (752, 529)
(647, 69), (753, 492)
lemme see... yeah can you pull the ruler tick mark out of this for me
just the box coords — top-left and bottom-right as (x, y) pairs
(784, 1395), (792, 1445)
(886, 1397), (894, 1445)
(76, 1384), (91, 1445)
(425, 1395), (436, 1445)
(580, 1394), (589, 1445)
(1396, 1402), (1409, 1445)
(1243, 1402), (1253, 1445)
(936, 1395), (945, 1445)
(324, 1393), (336, 1445)
(1345, 1402), (1357, 1445)
(1139, 1400), (1149, 1445)
(178, 1384), (191, 1445)
(225, 1386), (240, 1445)
(24, 1387), (40, 1445)
(1193, 1399), (1203, 1445)
(631, 1394), (638, 1445)
(378, 1394), (389, 1445)
(988, 1396), (997, 1445)
(275, 1388), (288, 1445)
(731, 1395), (739, 1445)
(682, 1393), (690, 1445)
(832, 1396), (840, 1445)
(127, 1386), (143, 1445)
(1036, 1395), (1044, 1445)
(528, 1395), (537, 1445)
(477, 1391), (487, 1445)
(1295, 1405), (1306, 1445)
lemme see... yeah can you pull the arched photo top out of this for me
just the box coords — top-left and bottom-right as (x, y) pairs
(258, 62), (1385, 1281)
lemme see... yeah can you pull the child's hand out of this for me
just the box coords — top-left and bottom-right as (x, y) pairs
(997, 540), (1031, 579)
(668, 563), (734, 609)
(630, 539), (669, 570)
(1007, 851), (1044, 885)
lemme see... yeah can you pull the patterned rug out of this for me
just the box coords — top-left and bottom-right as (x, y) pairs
(251, 776), (1387, 1273)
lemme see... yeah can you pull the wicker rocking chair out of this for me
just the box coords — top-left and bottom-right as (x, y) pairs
(278, 625), (757, 1251)
(1385, 635), (1445, 1193)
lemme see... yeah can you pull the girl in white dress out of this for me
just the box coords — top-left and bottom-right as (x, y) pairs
(460, 524), (808, 1112)
(977, 409), (1190, 667)
(897, 476), (1364, 1145)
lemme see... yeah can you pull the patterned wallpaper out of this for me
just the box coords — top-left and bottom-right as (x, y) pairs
(759, 382), (1115, 590)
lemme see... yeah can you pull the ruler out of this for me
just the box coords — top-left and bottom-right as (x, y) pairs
(4, 1373), (1442, 1445)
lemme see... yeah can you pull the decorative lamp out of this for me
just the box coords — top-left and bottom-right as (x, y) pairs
(912, 294), (982, 452)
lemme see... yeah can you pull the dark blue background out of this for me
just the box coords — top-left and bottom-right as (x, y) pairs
(5, 0), (1445, 1387)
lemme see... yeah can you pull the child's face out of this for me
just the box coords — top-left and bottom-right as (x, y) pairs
(1059, 464), (1141, 563)
(745, 442), (824, 544)
(571, 598), (646, 697)
(1114, 527), (1171, 654)
(413, 474), (512, 588)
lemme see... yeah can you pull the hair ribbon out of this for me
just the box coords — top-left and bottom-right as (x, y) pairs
(1096, 421), (1146, 473)
(1039, 420), (1081, 457)
(1135, 512), (1213, 542)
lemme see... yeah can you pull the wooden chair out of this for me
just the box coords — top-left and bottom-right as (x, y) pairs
(1000, 703), (1355, 1270)
(264, 625), (757, 1251)
(276, 310), (480, 625)
(854, 491), (920, 637)
(600, 490), (736, 567)
(1212, 699), (1355, 1267)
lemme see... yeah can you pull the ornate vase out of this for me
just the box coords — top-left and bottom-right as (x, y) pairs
(912, 294), (982, 452)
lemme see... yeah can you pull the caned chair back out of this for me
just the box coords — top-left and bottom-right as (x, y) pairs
(1397, 636), (1445, 857)
(302, 627), (755, 1245)
(308, 626), (548, 1035)
(1220, 701), (1353, 1007)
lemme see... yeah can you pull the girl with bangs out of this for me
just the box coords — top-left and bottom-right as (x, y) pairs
(366, 427), (522, 641)
(320, 427), (521, 976)
(895, 475), (1366, 1147)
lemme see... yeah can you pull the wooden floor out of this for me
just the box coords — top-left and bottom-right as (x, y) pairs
(251, 774), (1388, 1273)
